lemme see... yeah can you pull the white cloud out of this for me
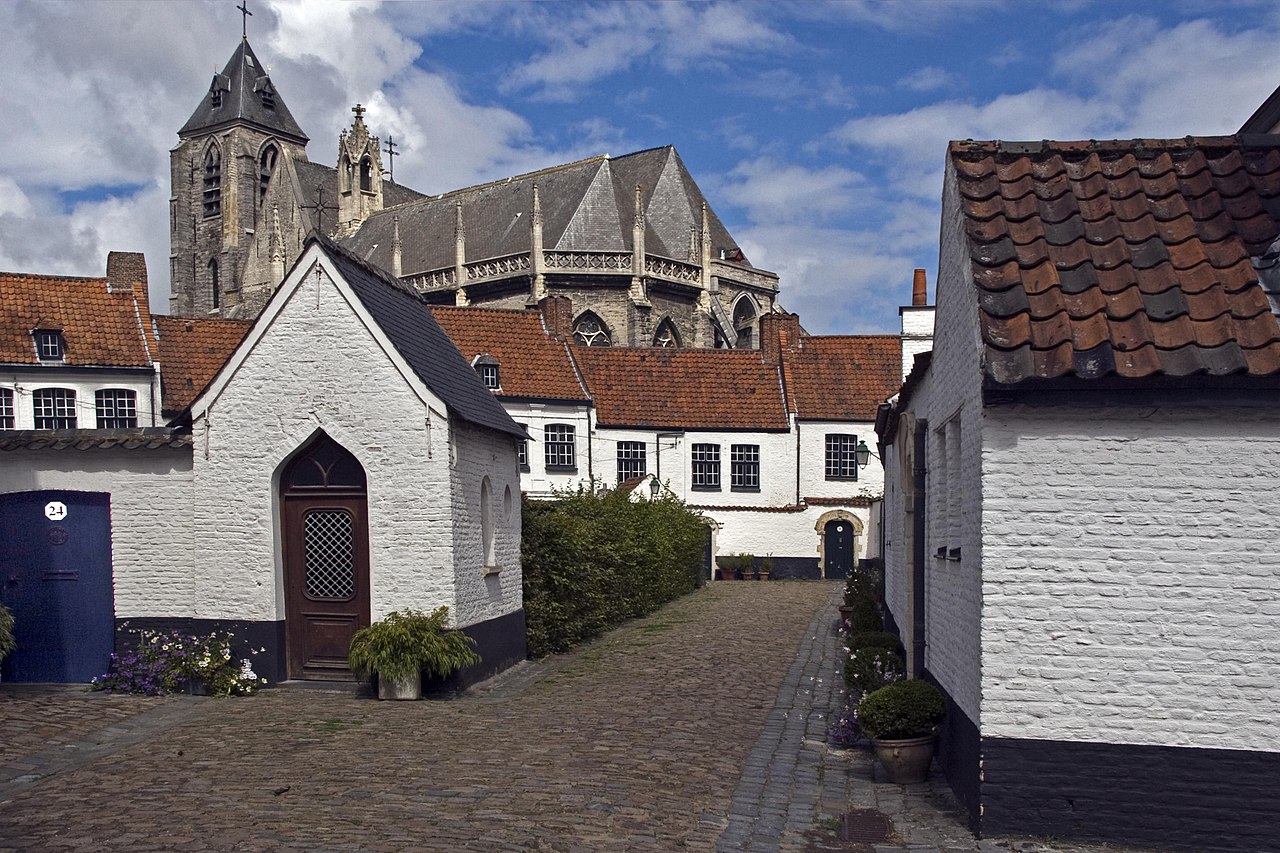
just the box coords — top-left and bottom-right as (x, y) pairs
(719, 158), (870, 224)
(898, 66), (952, 93)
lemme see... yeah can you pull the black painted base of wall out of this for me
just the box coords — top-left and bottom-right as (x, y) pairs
(980, 737), (1280, 853)
(438, 608), (527, 694)
(769, 556), (820, 580)
(922, 669), (982, 832)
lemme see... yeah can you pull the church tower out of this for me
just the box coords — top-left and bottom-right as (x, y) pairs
(334, 104), (385, 238)
(170, 38), (309, 317)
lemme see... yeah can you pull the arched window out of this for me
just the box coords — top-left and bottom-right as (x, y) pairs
(481, 476), (496, 570)
(360, 157), (373, 192)
(733, 296), (758, 348)
(653, 318), (680, 348)
(259, 144), (278, 201)
(202, 145), (221, 217)
(209, 258), (220, 310)
(339, 155), (352, 193)
(573, 312), (612, 347)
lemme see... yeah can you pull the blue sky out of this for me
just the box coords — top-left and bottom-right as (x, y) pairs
(2, 0), (1279, 334)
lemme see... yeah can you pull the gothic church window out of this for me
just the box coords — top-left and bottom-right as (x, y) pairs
(33, 388), (76, 430)
(202, 146), (221, 218)
(360, 157), (373, 193)
(209, 258), (220, 310)
(95, 389), (137, 429)
(573, 312), (612, 347)
(259, 145), (278, 201)
(733, 296), (757, 348)
(654, 319), (680, 348)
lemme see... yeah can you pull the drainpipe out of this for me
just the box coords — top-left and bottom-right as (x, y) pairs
(911, 418), (928, 678)
(654, 431), (684, 488)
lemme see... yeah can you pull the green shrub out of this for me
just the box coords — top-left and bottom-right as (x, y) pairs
(348, 607), (479, 682)
(844, 646), (905, 695)
(522, 486), (704, 657)
(846, 630), (904, 656)
(0, 604), (14, 664)
(856, 679), (945, 740)
(847, 594), (882, 633)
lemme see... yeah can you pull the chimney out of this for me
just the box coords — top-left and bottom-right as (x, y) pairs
(912, 268), (928, 306)
(538, 294), (573, 339)
(900, 268), (935, 381)
(759, 311), (801, 365)
(106, 251), (149, 302)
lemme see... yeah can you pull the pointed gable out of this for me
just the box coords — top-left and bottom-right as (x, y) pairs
(178, 39), (308, 144)
(644, 148), (699, 258)
(554, 161), (626, 251)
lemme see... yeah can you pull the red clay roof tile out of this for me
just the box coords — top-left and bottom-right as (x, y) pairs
(784, 336), (902, 421)
(154, 316), (251, 414)
(0, 271), (154, 368)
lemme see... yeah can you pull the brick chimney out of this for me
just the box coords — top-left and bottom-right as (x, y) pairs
(912, 268), (928, 306)
(899, 268), (934, 381)
(106, 251), (149, 304)
(538, 294), (573, 339)
(760, 311), (801, 365)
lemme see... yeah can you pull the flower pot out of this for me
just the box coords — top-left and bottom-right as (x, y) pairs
(872, 735), (935, 784)
(758, 571), (770, 581)
(376, 671), (421, 700)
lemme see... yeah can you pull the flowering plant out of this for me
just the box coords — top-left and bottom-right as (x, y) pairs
(92, 627), (266, 697)
(830, 703), (864, 748)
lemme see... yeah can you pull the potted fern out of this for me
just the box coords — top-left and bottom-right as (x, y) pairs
(348, 607), (480, 700)
(857, 679), (945, 783)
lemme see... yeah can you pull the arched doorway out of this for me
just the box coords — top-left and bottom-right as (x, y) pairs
(818, 513), (862, 580)
(280, 433), (370, 680)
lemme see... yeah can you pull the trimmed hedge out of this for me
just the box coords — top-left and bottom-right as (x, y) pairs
(522, 487), (705, 657)
(857, 679), (945, 740)
(846, 630), (905, 656)
(847, 594), (882, 633)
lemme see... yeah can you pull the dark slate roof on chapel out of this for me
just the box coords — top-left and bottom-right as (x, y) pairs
(950, 136), (1280, 385)
(313, 238), (526, 439)
(179, 39), (308, 144)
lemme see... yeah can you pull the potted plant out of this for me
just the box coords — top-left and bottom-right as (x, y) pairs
(856, 679), (945, 783)
(758, 555), (772, 581)
(0, 604), (14, 677)
(348, 607), (480, 700)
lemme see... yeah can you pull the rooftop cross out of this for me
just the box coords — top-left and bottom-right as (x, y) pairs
(236, 1), (252, 39)
(384, 135), (398, 183)
(352, 103), (366, 122)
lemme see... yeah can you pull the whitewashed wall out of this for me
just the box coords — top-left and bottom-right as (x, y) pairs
(0, 369), (160, 429)
(797, 420), (883, 503)
(0, 445), (194, 617)
(505, 400), (592, 496)
(900, 305), (935, 380)
(981, 404), (1280, 750)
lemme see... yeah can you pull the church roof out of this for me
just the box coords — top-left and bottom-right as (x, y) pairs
(428, 306), (590, 403)
(154, 316), (252, 415)
(0, 259), (155, 369)
(178, 39), (308, 144)
(345, 147), (746, 278)
(785, 335), (903, 421)
(293, 160), (426, 238)
(315, 238), (526, 439)
(572, 347), (790, 431)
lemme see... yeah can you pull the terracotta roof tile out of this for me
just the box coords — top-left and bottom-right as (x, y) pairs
(951, 136), (1280, 384)
(0, 271), (153, 368)
(154, 316), (251, 414)
(784, 335), (902, 421)
(427, 306), (589, 402)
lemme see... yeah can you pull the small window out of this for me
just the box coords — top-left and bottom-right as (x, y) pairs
(360, 157), (373, 193)
(0, 388), (13, 429)
(654, 319), (680, 348)
(33, 388), (76, 430)
(691, 443), (720, 490)
(260, 83), (275, 111)
(544, 423), (576, 471)
(96, 389), (138, 429)
(731, 444), (760, 491)
(209, 258), (220, 310)
(514, 423), (529, 471)
(210, 88), (223, 109)
(617, 441), (646, 483)
(203, 146), (221, 218)
(573, 312), (612, 347)
(478, 363), (500, 390)
(825, 433), (860, 481)
(34, 330), (65, 361)
(259, 144), (278, 201)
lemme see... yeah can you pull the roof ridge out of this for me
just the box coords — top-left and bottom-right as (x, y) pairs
(950, 135), (1279, 156)
(415, 154), (610, 203)
(0, 272), (108, 284)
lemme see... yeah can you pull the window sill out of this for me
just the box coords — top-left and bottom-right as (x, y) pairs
(730, 486), (761, 493)
(825, 476), (859, 482)
(483, 566), (501, 577)
(518, 464), (530, 473)
(545, 466), (578, 473)
(691, 485), (721, 492)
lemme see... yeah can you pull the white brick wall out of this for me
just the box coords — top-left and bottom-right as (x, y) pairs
(981, 404), (1280, 750)
(0, 445), (195, 618)
(0, 369), (159, 429)
(505, 401), (593, 496)
(798, 420), (882, 503)
(899, 306), (935, 380)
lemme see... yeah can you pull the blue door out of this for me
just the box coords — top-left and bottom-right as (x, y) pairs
(824, 519), (855, 580)
(0, 491), (115, 683)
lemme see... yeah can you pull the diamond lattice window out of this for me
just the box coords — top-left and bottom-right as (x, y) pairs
(303, 509), (355, 600)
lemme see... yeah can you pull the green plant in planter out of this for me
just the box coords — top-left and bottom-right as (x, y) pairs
(857, 679), (945, 740)
(348, 607), (480, 683)
(846, 631), (904, 656)
(844, 646), (905, 695)
(847, 594), (882, 633)
(0, 604), (14, 665)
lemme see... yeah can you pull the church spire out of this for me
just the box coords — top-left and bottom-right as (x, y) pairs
(177, 38), (308, 145)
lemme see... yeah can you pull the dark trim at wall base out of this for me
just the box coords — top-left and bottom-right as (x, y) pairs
(980, 737), (1280, 853)
(116, 618), (288, 685)
(769, 557), (820, 580)
(425, 608), (527, 695)
(923, 668), (981, 831)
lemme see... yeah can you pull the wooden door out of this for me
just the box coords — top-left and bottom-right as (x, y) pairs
(281, 435), (370, 680)
(824, 519), (855, 580)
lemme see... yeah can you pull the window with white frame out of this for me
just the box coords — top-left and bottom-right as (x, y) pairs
(514, 422), (529, 470)
(0, 388), (13, 429)
(33, 388), (77, 430)
(95, 389), (138, 429)
(478, 363), (500, 389)
(544, 423), (576, 470)
(825, 433), (859, 480)
(617, 441), (646, 483)
(34, 330), (65, 361)
(691, 443), (720, 490)
(731, 444), (760, 491)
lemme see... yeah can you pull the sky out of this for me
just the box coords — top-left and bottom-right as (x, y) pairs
(2, 0), (1279, 335)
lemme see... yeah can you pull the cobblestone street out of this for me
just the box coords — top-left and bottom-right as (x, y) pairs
(0, 583), (1161, 853)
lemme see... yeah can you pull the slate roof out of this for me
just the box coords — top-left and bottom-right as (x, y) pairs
(951, 137), (1280, 385)
(428, 306), (589, 402)
(313, 238), (526, 439)
(154, 316), (252, 415)
(346, 146), (746, 276)
(293, 159), (425, 239)
(785, 336), (902, 421)
(178, 39), (308, 144)
(0, 269), (154, 368)
(572, 347), (790, 430)
(0, 428), (192, 452)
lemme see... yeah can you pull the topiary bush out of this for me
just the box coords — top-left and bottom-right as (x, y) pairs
(847, 594), (882, 633)
(844, 646), (905, 695)
(846, 631), (904, 656)
(856, 679), (945, 740)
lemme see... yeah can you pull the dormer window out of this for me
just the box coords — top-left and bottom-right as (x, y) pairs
(256, 78), (276, 111)
(210, 88), (222, 108)
(34, 330), (65, 362)
(472, 355), (500, 390)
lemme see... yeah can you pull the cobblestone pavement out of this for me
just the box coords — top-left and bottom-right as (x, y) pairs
(0, 583), (1168, 853)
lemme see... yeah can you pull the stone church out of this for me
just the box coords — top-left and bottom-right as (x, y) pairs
(171, 37), (781, 349)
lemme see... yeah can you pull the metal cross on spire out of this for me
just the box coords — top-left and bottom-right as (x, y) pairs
(302, 187), (337, 230)
(384, 136), (398, 183)
(236, 1), (252, 38)
(352, 103), (366, 122)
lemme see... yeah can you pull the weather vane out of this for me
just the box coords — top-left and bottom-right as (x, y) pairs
(237, 1), (252, 39)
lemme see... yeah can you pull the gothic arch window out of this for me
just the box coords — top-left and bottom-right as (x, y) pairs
(732, 295), (758, 348)
(202, 144), (221, 218)
(573, 312), (612, 347)
(209, 258), (220, 310)
(259, 144), (279, 202)
(481, 476), (496, 570)
(339, 155), (353, 194)
(359, 157), (373, 193)
(653, 318), (681, 348)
